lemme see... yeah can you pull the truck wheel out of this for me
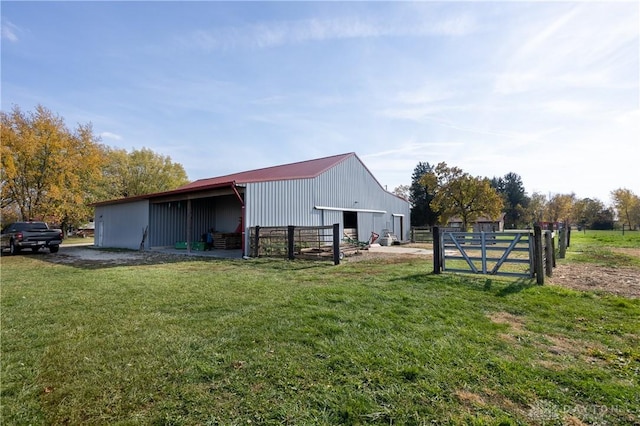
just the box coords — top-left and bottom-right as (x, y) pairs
(49, 245), (60, 254)
(9, 240), (20, 255)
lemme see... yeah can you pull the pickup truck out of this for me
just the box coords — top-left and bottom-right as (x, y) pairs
(0, 221), (64, 255)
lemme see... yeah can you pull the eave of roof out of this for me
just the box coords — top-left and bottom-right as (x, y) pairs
(90, 181), (236, 207)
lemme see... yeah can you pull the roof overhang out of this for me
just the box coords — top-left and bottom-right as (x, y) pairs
(90, 181), (239, 207)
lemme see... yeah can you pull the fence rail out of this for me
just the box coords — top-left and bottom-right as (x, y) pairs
(410, 227), (433, 243)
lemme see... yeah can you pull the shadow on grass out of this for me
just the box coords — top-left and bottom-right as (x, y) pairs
(495, 278), (538, 297)
(390, 272), (538, 298)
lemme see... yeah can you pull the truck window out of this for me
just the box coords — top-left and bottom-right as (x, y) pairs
(25, 223), (48, 231)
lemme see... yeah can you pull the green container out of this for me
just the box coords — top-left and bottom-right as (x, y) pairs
(191, 242), (206, 251)
(175, 241), (187, 249)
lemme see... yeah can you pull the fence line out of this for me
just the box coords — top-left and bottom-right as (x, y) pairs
(249, 224), (345, 265)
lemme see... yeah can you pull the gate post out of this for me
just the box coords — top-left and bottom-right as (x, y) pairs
(558, 226), (567, 259)
(534, 225), (544, 284)
(253, 226), (260, 258)
(544, 231), (553, 277)
(287, 225), (295, 260)
(433, 226), (441, 274)
(332, 223), (340, 265)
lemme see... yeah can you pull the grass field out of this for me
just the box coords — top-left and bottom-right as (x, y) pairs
(1, 231), (639, 425)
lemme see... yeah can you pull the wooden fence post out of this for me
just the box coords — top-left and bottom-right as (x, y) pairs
(534, 225), (544, 285)
(253, 226), (260, 258)
(433, 226), (441, 274)
(544, 231), (553, 277)
(287, 225), (295, 260)
(332, 223), (340, 265)
(558, 226), (567, 259)
(547, 223), (556, 267)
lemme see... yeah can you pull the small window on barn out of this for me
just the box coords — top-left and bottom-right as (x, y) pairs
(344, 211), (357, 229)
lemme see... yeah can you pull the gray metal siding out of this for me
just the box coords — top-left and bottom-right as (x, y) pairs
(315, 156), (411, 241)
(214, 195), (243, 233)
(95, 200), (149, 250)
(245, 180), (321, 227)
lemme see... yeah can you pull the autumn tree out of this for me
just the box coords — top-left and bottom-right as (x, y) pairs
(97, 146), (189, 200)
(421, 162), (503, 230)
(611, 188), (640, 230)
(1, 105), (104, 228)
(524, 192), (547, 226)
(392, 184), (410, 202)
(546, 193), (576, 224)
(409, 162), (438, 226)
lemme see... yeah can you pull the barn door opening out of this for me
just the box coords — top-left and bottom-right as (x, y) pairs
(343, 211), (358, 241)
(393, 215), (404, 241)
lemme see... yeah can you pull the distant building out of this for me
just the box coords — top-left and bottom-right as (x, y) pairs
(445, 214), (505, 232)
(92, 153), (410, 256)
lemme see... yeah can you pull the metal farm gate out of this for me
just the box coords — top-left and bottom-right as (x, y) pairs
(439, 231), (534, 278)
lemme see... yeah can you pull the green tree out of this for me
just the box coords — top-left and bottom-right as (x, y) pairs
(491, 172), (529, 228)
(409, 162), (438, 226)
(611, 188), (640, 230)
(98, 147), (189, 200)
(574, 198), (613, 230)
(1, 105), (104, 229)
(421, 162), (503, 230)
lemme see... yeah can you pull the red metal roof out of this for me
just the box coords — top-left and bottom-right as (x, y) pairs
(91, 153), (356, 206)
(177, 152), (355, 191)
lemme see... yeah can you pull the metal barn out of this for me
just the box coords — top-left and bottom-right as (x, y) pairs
(93, 153), (411, 256)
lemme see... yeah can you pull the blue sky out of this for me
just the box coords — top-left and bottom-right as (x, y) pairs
(2, 1), (638, 204)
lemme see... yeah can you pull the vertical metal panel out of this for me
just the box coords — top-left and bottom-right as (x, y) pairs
(213, 194), (242, 232)
(245, 179), (321, 227)
(149, 200), (187, 247)
(95, 200), (149, 250)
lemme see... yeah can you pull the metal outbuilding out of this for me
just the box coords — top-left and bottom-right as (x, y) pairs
(92, 152), (410, 256)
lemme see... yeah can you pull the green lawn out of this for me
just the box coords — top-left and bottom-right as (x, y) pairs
(1, 234), (639, 425)
(567, 229), (640, 267)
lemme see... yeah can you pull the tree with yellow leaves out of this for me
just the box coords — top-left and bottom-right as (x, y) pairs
(420, 162), (503, 230)
(1, 105), (104, 229)
(611, 188), (640, 230)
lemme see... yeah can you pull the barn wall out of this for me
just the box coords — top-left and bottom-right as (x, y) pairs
(244, 179), (321, 227)
(243, 155), (410, 245)
(95, 200), (149, 250)
(148, 200), (187, 247)
(315, 155), (411, 241)
(213, 194), (243, 233)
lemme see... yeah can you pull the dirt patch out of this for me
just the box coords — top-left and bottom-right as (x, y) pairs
(549, 263), (640, 298)
(488, 311), (526, 332)
(46, 246), (188, 268)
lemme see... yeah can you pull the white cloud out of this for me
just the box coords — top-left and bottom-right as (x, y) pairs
(179, 13), (477, 51)
(100, 131), (122, 141)
(494, 3), (638, 94)
(1, 20), (19, 42)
